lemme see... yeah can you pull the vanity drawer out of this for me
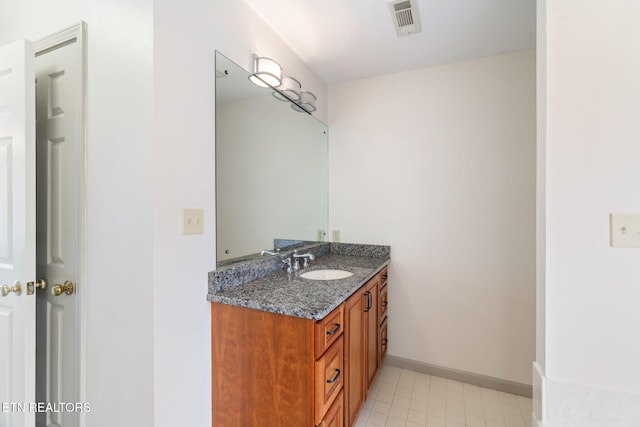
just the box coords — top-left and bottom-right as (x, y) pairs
(315, 304), (344, 359)
(317, 390), (344, 427)
(379, 317), (388, 363)
(315, 336), (344, 425)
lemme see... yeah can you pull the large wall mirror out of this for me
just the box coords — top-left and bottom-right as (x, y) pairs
(215, 51), (329, 267)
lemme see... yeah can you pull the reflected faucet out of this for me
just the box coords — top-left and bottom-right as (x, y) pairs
(261, 249), (279, 256)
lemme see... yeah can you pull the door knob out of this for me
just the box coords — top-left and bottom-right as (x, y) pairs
(51, 280), (75, 297)
(1, 282), (22, 297)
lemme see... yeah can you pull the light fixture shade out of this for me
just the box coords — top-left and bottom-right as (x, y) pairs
(272, 76), (301, 102)
(291, 91), (317, 113)
(248, 56), (282, 88)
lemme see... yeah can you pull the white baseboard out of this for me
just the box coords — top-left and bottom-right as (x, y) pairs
(384, 355), (532, 397)
(533, 362), (545, 423)
(533, 361), (640, 427)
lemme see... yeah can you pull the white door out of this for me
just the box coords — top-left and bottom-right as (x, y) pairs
(0, 40), (37, 427)
(34, 35), (81, 427)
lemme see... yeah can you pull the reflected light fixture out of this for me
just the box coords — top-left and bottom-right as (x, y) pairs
(272, 76), (302, 102)
(248, 55), (282, 88)
(291, 91), (317, 113)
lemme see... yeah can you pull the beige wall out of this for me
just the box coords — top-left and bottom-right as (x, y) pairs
(328, 50), (536, 385)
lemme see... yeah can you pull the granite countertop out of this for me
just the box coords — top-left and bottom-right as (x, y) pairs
(209, 250), (390, 321)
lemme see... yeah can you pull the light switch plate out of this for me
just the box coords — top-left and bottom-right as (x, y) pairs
(332, 229), (340, 243)
(610, 213), (640, 247)
(183, 208), (204, 235)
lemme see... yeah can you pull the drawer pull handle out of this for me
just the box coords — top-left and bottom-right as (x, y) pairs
(382, 338), (388, 345)
(364, 291), (372, 312)
(382, 301), (388, 308)
(326, 323), (341, 335)
(326, 368), (341, 384)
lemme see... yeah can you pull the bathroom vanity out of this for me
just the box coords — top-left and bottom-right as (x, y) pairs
(208, 243), (389, 427)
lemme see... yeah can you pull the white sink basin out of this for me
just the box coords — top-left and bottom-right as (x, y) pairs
(299, 269), (353, 280)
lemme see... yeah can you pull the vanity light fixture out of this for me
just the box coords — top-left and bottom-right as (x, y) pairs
(248, 55), (282, 88)
(291, 91), (317, 113)
(249, 53), (317, 114)
(272, 76), (301, 102)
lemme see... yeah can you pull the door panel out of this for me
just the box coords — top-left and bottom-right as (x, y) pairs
(0, 138), (11, 264)
(0, 39), (36, 427)
(0, 306), (14, 427)
(35, 37), (80, 427)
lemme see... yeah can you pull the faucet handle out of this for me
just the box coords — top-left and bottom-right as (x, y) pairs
(282, 258), (293, 274)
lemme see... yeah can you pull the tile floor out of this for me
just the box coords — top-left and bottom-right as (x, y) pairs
(355, 366), (532, 427)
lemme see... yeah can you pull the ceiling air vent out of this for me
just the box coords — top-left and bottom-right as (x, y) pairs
(388, 0), (422, 37)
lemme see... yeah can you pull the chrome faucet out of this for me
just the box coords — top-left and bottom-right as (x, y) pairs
(282, 250), (315, 274)
(292, 249), (315, 269)
(261, 249), (279, 256)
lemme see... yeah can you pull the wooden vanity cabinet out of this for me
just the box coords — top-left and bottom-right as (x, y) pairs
(211, 302), (344, 427)
(211, 265), (389, 427)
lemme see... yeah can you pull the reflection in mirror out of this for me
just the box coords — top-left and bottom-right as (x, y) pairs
(215, 51), (329, 267)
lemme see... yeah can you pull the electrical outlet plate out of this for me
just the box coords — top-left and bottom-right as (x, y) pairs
(317, 229), (326, 242)
(332, 229), (340, 243)
(183, 208), (204, 235)
(610, 213), (640, 247)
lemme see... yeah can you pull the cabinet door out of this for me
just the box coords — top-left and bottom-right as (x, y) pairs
(365, 278), (379, 389)
(344, 287), (367, 426)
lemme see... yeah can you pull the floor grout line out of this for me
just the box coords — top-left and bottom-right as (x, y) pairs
(356, 366), (533, 427)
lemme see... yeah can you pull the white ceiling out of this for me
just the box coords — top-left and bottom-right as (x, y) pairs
(243, 0), (536, 84)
